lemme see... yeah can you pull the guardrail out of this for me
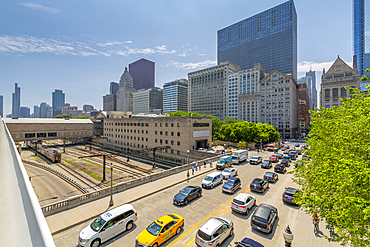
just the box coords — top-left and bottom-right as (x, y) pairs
(41, 154), (224, 216)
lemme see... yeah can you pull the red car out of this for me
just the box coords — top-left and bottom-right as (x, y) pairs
(269, 155), (278, 163)
(281, 147), (286, 151)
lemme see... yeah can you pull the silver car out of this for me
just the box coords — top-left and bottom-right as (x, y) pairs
(231, 193), (256, 215)
(195, 217), (233, 247)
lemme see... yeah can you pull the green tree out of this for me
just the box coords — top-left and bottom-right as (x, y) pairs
(55, 114), (72, 119)
(292, 88), (370, 246)
(223, 117), (242, 125)
(75, 116), (90, 119)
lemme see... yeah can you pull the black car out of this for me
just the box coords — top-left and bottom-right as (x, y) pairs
(173, 186), (202, 205)
(295, 143), (300, 147)
(250, 203), (278, 233)
(280, 160), (289, 167)
(282, 187), (300, 205)
(234, 238), (264, 247)
(274, 164), (286, 173)
(288, 152), (297, 160)
(263, 172), (278, 183)
(250, 178), (269, 193)
(276, 153), (283, 159)
(260, 160), (272, 169)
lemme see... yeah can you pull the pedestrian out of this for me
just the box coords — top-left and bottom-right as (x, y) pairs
(210, 160), (212, 168)
(204, 160), (206, 168)
(195, 162), (198, 171)
(312, 213), (319, 235)
(192, 165), (194, 175)
(198, 162), (201, 171)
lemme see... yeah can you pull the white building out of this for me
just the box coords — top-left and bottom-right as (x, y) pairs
(163, 79), (188, 114)
(116, 67), (137, 112)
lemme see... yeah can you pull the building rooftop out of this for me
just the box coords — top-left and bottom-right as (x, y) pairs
(3, 118), (93, 124)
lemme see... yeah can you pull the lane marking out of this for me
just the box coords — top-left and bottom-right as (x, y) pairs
(167, 187), (250, 247)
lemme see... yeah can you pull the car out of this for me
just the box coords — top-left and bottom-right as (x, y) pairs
(288, 152), (297, 160)
(222, 177), (241, 194)
(198, 148), (207, 151)
(250, 156), (262, 165)
(173, 186), (202, 206)
(294, 161), (303, 168)
(231, 193), (256, 215)
(78, 204), (138, 247)
(281, 147), (286, 151)
(297, 149), (303, 155)
(263, 172), (278, 183)
(136, 214), (184, 247)
(269, 155), (278, 163)
(282, 155), (291, 164)
(302, 154), (310, 160)
(276, 153), (283, 159)
(222, 168), (238, 179)
(285, 145), (290, 149)
(295, 143), (300, 147)
(282, 187), (300, 206)
(260, 160), (272, 169)
(234, 238), (264, 247)
(250, 178), (269, 193)
(195, 217), (233, 247)
(202, 172), (223, 189)
(274, 164), (286, 173)
(283, 149), (290, 154)
(280, 160), (289, 167)
(250, 203), (278, 233)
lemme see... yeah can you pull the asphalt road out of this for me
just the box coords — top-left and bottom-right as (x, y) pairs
(25, 163), (81, 206)
(53, 144), (340, 247)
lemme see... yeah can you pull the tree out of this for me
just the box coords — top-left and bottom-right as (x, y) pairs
(75, 116), (90, 119)
(292, 88), (370, 246)
(55, 114), (72, 119)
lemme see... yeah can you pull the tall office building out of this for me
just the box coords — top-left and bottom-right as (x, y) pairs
(306, 69), (317, 109)
(217, 0), (297, 78)
(133, 87), (163, 115)
(297, 83), (309, 132)
(116, 67), (137, 112)
(52, 89), (65, 117)
(12, 83), (21, 118)
(20, 107), (30, 118)
(83, 104), (94, 112)
(39, 102), (52, 118)
(0, 95), (3, 117)
(163, 79), (188, 114)
(109, 82), (119, 95)
(129, 58), (155, 90)
(33, 106), (40, 118)
(297, 77), (313, 110)
(188, 61), (241, 120)
(354, 0), (370, 77)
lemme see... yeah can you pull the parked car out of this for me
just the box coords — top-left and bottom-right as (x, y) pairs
(269, 155), (278, 163)
(288, 152), (297, 160)
(281, 147), (286, 151)
(263, 172), (278, 183)
(222, 168), (238, 179)
(274, 164), (286, 173)
(173, 186), (202, 206)
(282, 187), (300, 206)
(231, 193), (256, 215)
(280, 160), (289, 167)
(276, 153), (283, 159)
(260, 160), (272, 169)
(250, 178), (269, 193)
(136, 213), (184, 247)
(195, 217), (233, 247)
(295, 143), (300, 147)
(217, 156), (232, 170)
(250, 156), (262, 165)
(250, 204), (278, 233)
(222, 177), (241, 194)
(234, 238), (264, 247)
(202, 172), (223, 189)
(78, 204), (138, 247)
(283, 149), (290, 154)
(282, 156), (291, 164)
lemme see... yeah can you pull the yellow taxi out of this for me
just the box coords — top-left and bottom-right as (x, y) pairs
(136, 213), (184, 247)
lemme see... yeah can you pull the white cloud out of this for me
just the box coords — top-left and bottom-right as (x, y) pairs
(115, 45), (176, 56)
(177, 52), (189, 57)
(198, 54), (205, 56)
(20, 2), (60, 14)
(298, 60), (352, 73)
(168, 60), (217, 70)
(97, 41), (132, 47)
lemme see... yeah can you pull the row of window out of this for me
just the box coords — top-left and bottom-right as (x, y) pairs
(110, 140), (181, 155)
(25, 132), (57, 138)
(105, 122), (181, 127)
(155, 131), (181, 136)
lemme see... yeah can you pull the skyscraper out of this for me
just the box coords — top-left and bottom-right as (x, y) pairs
(0, 95), (3, 117)
(12, 83), (21, 118)
(133, 87), (163, 115)
(306, 69), (317, 109)
(39, 102), (52, 118)
(129, 58), (155, 90)
(20, 107), (30, 118)
(52, 89), (65, 117)
(33, 106), (40, 118)
(163, 79), (188, 114)
(353, 0), (370, 77)
(116, 67), (137, 112)
(217, 0), (297, 78)
(109, 82), (119, 95)
(297, 77), (313, 110)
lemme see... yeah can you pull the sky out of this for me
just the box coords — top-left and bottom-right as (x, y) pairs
(0, 0), (352, 115)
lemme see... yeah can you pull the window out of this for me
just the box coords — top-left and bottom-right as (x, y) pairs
(25, 133), (35, 138)
(171, 132), (174, 136)
(165, 140), (168, 144)
(155, 123), (157, 127)
(37, 133), (46, 138)
(155, 131), (157, 135)
(165, 131), (168, 136)
(146, 123), (149, 126)
(177, 141), (180, 146)
(160, 123), (163, 127)
(155, 139), (157, 143)
(146, 130), (148, 134)
(177, 123), (180, 127)
(160, 131), (163, 135)
(171, 141), (174, 145)
(165, 123), (168, 127)
(177, 132), (180, 136)
(48, 132), (57, 137)
(160, 139), (163, 144)
(171, 123), (174, 127)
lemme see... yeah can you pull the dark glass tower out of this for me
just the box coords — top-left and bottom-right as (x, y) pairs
(52, 89), (65, 117)
(129, 58), (155, 90)
(12, 83), (21, 118)
(217, 0), (297, 78)
(353, 0), (370, 77)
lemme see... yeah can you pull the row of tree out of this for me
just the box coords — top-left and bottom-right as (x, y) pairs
(55, 114), (89, 119)
(166, 111), (280, 144)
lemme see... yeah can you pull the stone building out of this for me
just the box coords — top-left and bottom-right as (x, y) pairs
(117, 67), (137, 112)
(320, 56), (360, 108)
(133, 87), (163, 115)
(297, 82), (309, 132)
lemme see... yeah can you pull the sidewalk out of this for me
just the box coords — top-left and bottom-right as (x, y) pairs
(46, 162), (217, 235)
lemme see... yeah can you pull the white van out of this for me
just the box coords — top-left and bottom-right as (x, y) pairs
(231, 150), (248, 165)
(78, 204), (138, 247)
(202, 172), (223, 189)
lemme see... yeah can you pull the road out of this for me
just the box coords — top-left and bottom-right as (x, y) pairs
(52, 144), (340, 247)
(25, 163), (81, 206)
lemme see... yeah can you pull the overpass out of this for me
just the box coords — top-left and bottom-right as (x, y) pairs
(0, 117), (55, 246)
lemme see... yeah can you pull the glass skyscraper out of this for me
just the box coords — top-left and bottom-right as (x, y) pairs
(12, 83), (21, 118)
(163, 79), (188, 114)
(52, 89), (65, 117)
(217, 0), (297, 79)
(129, 58), (155, 90)
(354, 0), (370, 77)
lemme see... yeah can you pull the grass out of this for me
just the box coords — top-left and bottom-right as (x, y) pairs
(81, 168), (103, 181)
(62, 159), (79, 167)
(31, 154), (39, 157)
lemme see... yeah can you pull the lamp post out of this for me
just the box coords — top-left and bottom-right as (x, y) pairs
(283, 225), (293, 246)
(187, 150), (190, 178)
(29, 174), (45, 182)
(109, 163), (114, 207)
(260, 139), (262, 151)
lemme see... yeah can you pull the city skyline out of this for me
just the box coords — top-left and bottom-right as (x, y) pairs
(0, 0), (352, 115)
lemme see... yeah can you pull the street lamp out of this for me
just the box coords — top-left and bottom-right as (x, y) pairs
(187, 150), (190, 178)
(283, 225), (293, 246)
(29, 174), (45, 182)
(109, 163), (114, 207)
(260, 139), (262, 151)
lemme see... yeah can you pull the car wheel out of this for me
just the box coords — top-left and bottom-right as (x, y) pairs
(198, 192), (201, 198)
(184, 199), (188, 205)
(246, 208), (249, 215)
(211, 184), (213, 189)
(152, 243), (158, 247)
(126, 221), (134, 231)
(229, 227), (234, 237)
(90, 239), (101, 247)
(176, 226), (182, 235)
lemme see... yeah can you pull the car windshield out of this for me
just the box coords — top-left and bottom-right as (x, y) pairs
(90, 216), (106, 232)
(146, 221), (162, 236)
(263, 161), (269, 164)
(232, 156), (238, 160)
(218, 160), (226, 165)
(204, 176), (213, 181)
(179, 188), (192, 196)
(223, 169), (231, 173)
(265, 173), (273, 177)
(251, 156), (258, 159)
(285, 192), (295, 197)
(225, 180), (235, 185)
